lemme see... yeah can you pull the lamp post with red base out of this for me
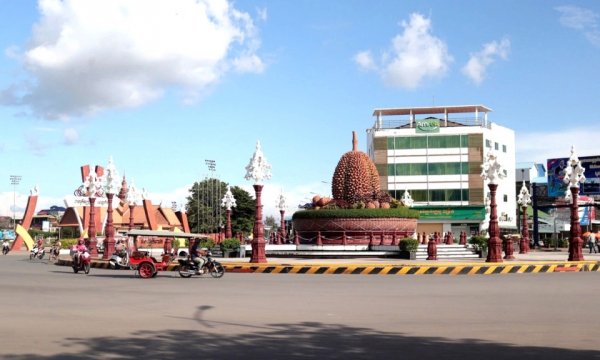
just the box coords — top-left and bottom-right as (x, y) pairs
(102, 156), (122, 260)
(517, 183), (532, 254)
(244, 141), (272, 263)
(82, 165), (103, 257)
(563, 146), (586, 262)
(480, 150), (506, 263)
(276, 188), (288, 244)
(221, 185), (237, 239)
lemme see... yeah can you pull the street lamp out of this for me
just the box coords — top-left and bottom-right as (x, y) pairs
(10, 175), (21, 231)
(102, 156), (121, 260)
(276, 188), (288, 245)
(244, 140), (272, 263)
(480, 150), (506, 262)
(517, 183), (532, 254)
(563, 146), (586, 261)
(221, 185), (236, 239)
(126, 178), (142, 231)
(82, 165), (103, 257)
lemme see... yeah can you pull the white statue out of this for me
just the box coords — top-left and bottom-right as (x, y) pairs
(221, 185), (237, 210)
(400, 188), (414, 208)
(517, 183), (532, 207)
(105, 156), (122, 195)
(276, 188), (288, 210)
(563, 146), (586, 189)
(180, 204), (187, 214)
(30, 184), (39, 196)
(126, 178), (142, 205)
(83, 164), (103, 198)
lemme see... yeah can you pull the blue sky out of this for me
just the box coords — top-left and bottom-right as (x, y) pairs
(0, 0), (599, 219)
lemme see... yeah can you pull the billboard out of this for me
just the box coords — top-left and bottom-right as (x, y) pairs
(547, 155), (600, 197)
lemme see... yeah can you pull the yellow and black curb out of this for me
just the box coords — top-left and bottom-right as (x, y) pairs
(56, 259), (600, 275)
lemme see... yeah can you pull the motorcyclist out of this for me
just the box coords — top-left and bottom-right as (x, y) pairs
(190, 238), (207, 275)
(51, 239), (61, 257)
(72, 238), (88, 266)
(2, 239), (9, 251)
(34, 239), (44, 255)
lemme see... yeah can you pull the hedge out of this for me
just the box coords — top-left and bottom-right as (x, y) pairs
(292, 208), (420, 220)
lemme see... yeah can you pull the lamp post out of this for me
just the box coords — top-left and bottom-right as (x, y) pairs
(221, 185), (236, 239)
(480, 150), (506, 262)
(10, 175), (21, 231)
(276, 188), (288, 244)
(83, 165), (103, 257)
(563, 146), (586, 261)
(517, 183), (532, 254)
(126, 178), (142, 231)
(244, 141), (272, 263)
(102, 156), (121, 260)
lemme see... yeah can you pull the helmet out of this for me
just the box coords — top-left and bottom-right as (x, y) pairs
(77, 238), (84, 245)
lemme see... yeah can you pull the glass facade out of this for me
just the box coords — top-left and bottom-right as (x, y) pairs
(389, 189), (469, 202)
(388, 135), (469, 150)
(388, 162), (468, 176)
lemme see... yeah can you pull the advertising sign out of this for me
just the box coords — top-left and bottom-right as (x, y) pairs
(547, 155), (600, 197)
(42, 221), (50, 232)
(415, 118), (440, 133)
(416, 206), (485, 220)
(63, 195), (111, 208)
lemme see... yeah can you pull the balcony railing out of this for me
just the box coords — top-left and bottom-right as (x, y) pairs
(375, 117), (492, 130)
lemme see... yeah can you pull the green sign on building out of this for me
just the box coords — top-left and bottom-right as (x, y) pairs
(415, 206), (485, 220)
(415, 119), (440, 133)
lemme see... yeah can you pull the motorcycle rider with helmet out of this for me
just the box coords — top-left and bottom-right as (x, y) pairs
(2, 239), (9, 253)
(72, 238), (88, 266)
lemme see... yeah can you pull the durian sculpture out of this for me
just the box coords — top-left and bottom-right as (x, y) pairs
(332, 131), (380, 203)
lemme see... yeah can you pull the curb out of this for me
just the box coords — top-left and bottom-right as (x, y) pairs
(56, 258), (600, 275)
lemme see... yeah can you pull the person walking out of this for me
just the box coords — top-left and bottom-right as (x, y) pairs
(587, 232), (597, 254)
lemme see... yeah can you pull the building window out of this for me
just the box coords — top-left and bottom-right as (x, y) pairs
(392, 162), (469, 176)
(485, 139), (491, 148)
(460, 135), (469, 147)
(428, 162), (469, 175)
(401, 189), (469, 202)
(494, 142), (499, 150)
(502, 145), (506, 153)
(427, 135), (461, 149)
(503, 194), (508, 202)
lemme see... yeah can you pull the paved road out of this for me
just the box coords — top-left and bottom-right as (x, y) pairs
(1, 252), (599, 359)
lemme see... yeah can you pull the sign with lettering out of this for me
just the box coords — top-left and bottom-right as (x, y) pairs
(415, 119), (440, 133)
(415, 206), (485, 220)
(547, 155), (600, 196)
(63, 195), (111, 208)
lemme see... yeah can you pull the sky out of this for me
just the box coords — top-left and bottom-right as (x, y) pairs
(0, 0), (599, 221)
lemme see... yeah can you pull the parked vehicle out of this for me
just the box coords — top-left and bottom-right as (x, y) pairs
(178, 251), (224, 278)
(30, 245), (45, 260)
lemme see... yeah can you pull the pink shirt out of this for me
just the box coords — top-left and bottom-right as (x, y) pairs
(75, 244), (87, 252)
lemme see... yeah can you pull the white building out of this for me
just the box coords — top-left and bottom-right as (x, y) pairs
(366, 105), (516, 237)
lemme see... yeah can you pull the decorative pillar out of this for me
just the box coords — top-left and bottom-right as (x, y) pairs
(316, 231), (323, 246)
(391, 232), (397, 246)
(520, 208), (529, 254)
(459, 231), (466, 245)
(226, 209), (232, 239)
(369, 232), (374, 246)
(250, 184), (267, 263)
(569, 187), (584, 261)
(504, 236), (515, 260)
(427, 234), (437, 260)
(421, 232), (427, 245)
(87, 197), (98, 257)
(102, 193), (116, 259)
(294, 231), (299, 245)
(342, 231), (347, 246)
(486, 184), (503, 262)
(279, 210), (286, 244)
(164, 237), (172, 254)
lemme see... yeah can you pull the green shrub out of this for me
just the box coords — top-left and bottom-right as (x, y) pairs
(220, 238), (242, 252)
(292, 208), (420, 220)
(59, 239), (79, 249)
(469, 235), (488, 251)
(399, 238), (419, 252)
(558, 238), (569, 248)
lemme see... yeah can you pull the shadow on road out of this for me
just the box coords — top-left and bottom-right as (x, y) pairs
(3, 317), (598, 359)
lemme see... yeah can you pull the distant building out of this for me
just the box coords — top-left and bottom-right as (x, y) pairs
(367, 105), (516, 236)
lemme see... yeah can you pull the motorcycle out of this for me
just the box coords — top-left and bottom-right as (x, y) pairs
(30, 245), (45, 260)
(2, 242), (9, 255)
(178, 251), (224, 278)
(49, 244), (61, 260)
(109, 251), (130, 269)
(71, 250), (91, 274)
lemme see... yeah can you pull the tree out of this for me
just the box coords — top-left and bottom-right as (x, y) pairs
(264, 215), (279, 232)
(186, 178), (228, 234)
(185, 182), (255, 235)
(230, 186), (255, 235)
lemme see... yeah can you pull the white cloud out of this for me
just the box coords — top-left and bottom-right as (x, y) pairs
(63, 128), (79, 145)
(462, 38), (510, 85)
(556, 6), (600, 47)
(2, 0), (264, 120)
(256, 7), (267, 21)
(353, 51), (377, 70)
(516, 128), (600, 164)
(354, 13), (453, 89)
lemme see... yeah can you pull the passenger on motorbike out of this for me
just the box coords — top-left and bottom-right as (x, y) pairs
(51, 239), (61, 257)
(35, 239), (44, 254)
(73, 238), (88, 266)
(190, 238), (207, 275)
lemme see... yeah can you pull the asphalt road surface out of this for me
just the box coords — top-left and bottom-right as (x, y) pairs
(1, 253), (599, 359)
